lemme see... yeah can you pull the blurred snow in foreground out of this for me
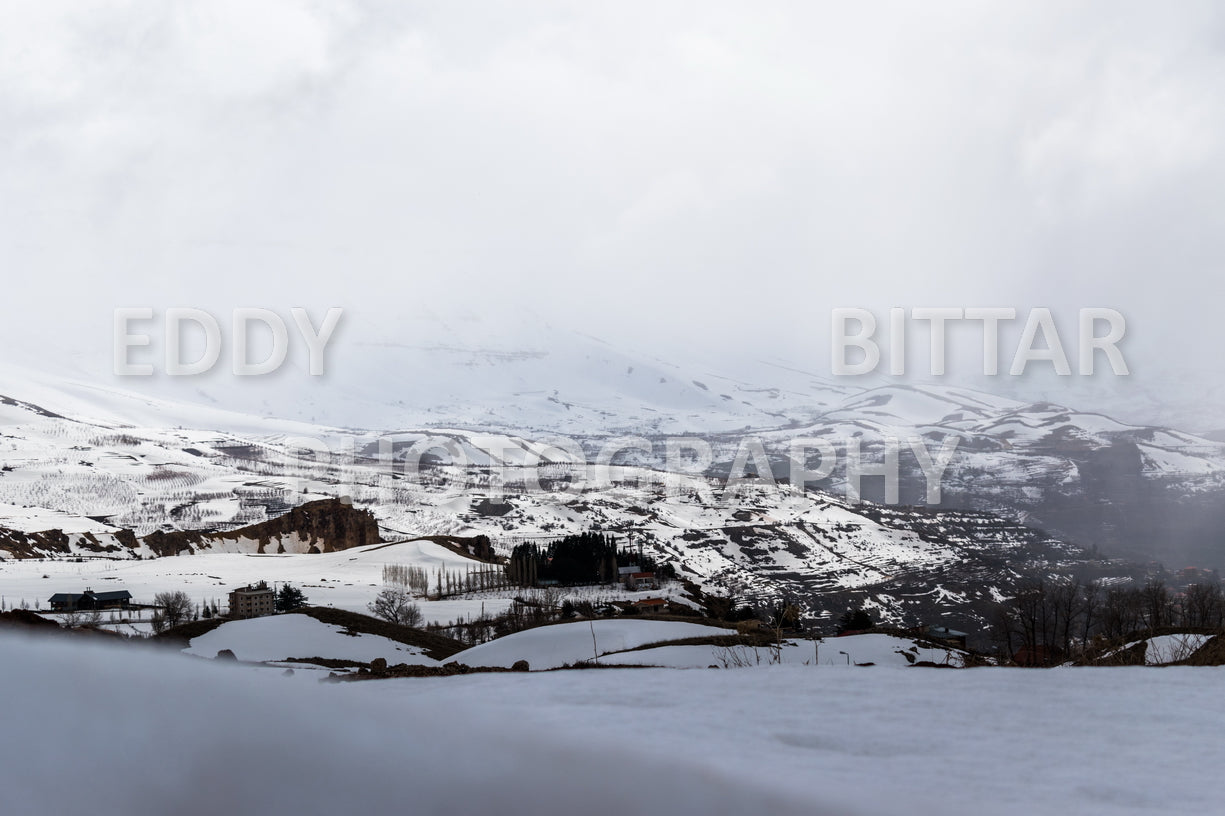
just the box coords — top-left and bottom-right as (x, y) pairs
(3, 633), (1222, 815)
(0, 633), (838, 816)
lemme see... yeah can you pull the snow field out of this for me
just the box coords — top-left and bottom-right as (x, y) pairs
(4, 632), (1223, 815)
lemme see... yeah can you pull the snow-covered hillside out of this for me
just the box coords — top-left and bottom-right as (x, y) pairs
(183, 613), (440, 665)
(443, 622), (967, 670)
(447, 619), (732, 669)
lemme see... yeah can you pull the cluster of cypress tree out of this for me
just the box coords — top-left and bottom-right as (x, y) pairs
(507, 532), (618, 587)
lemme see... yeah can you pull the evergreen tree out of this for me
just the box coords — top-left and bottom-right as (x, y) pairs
(276, 583), (308, 613)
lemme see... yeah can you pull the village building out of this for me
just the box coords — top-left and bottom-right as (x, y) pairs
(625, 572), (658, 591)
(633, 597), (669, 615)
(48, 588), (132, 612)
(228, 582), (276, 619)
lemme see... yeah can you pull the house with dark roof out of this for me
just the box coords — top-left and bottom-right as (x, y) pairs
(48, 588), (132, 612)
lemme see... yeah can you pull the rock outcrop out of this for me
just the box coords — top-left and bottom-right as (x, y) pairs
(0, 498), (381, 559)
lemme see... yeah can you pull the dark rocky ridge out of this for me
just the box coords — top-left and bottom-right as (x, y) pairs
(0, 498), (380, 559)
(143, 498), (380, 556)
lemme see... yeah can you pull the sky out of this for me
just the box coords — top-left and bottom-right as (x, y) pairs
(1, 1), (1223, 429)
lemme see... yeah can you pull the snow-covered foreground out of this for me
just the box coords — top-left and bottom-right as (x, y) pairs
(3, 633), (825, 815)
(5, 633), (1223, 816)
(183, 614), (438, 665)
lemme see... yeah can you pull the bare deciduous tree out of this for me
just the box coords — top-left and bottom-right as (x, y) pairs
(1141, 579), (1173, 629)
(368, 587), (423, 627)
(154, 590), (193, 630)
(1180, 583), (1224, 629)
(60, 607), (82, 629)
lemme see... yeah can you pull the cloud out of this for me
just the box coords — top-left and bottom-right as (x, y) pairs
(0, 1), (1221, 422)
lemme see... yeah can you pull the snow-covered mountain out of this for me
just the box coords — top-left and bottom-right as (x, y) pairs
(756, 384), (1225, 568)
(0, 339), (1221, 633)
(3, 314), (859, 436)
(0, 381), (1136, 641)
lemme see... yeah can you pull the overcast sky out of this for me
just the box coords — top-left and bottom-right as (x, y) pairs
(1, 2), (1223, 427)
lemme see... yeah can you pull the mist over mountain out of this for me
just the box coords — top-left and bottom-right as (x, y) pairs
(3, 307), (1217, 439)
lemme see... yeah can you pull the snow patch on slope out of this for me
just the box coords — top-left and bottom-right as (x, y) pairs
(447, 619), (732, 669)
(183, 613), (439, 664)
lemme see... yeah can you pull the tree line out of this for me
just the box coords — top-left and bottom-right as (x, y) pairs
(993, 577), (1225, 663)
(505, 532), (678, 588)
(383, 563), (512, 599)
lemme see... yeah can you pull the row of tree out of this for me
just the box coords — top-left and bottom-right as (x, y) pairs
(382, 563), (512, 599)
(382, 564), (430, 595)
